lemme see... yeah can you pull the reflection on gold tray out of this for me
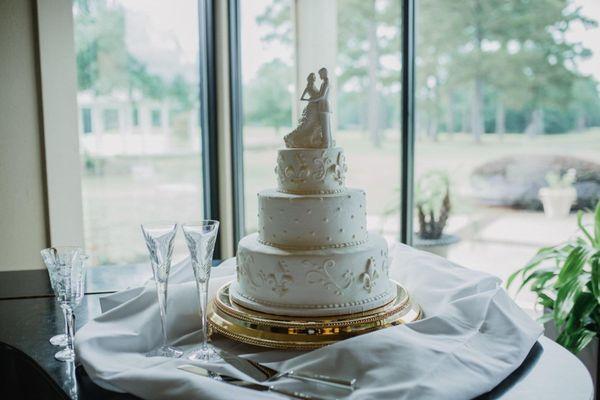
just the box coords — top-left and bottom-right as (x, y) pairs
(208, 280), (421, 350)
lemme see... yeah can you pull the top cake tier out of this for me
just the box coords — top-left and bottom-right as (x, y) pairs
(276, 147), (347, 194)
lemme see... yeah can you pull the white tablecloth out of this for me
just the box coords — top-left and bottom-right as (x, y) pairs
(75, 244), (542, 399)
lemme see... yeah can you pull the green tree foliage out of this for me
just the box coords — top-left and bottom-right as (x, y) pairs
(73, 0), (193, 111)
(256, 0), (600, 142)
(244, 60), (293, 134)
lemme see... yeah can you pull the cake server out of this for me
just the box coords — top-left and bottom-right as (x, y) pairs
(178, 364), (331, 400)
(217, 349), (356, 391)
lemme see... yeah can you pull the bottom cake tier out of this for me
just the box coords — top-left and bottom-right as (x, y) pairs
(230, 232), (395, 316)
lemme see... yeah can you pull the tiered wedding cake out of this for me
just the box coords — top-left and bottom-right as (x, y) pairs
(230, 68), (396, 317)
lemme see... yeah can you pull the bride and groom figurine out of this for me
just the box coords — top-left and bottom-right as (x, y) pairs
(284, 67), (333, 149)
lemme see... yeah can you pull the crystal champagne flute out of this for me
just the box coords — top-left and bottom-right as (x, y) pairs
(182, 220), (220, 361)
(141, 222), (183, 358)
(41, 246), (87, 362)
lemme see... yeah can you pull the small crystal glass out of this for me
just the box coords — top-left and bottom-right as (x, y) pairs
(182, 220), (220, 361)
(141, 222), (183, 358)
(41, 247), (87, 362)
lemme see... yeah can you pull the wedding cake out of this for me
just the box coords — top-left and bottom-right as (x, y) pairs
(230, 68), (395, 317)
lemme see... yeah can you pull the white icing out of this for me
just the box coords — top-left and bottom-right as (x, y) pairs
(231, 232), (394, 316)
(275, 147), (347, 194)
(258, 188), (367, 249)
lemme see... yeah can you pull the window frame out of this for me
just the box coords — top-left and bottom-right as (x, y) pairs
(35, 0), (223, 259)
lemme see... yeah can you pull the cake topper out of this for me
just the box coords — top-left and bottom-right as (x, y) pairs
(284, 67), (332, 149)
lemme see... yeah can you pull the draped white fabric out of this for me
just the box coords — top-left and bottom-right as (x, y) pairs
(75, 244), (542, 399)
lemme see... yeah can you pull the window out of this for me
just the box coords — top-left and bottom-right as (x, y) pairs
(73, 0), (205, 266)
(81, 107), (92, 134)
(413, 0), (600, 309)
(237, 0), (402, 242)
(102, 109), (119, 131)
(151, 109), (162, 128)
(132, 107), (139, 127)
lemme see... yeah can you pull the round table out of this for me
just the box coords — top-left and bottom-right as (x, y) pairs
(485, 336), (593, 399)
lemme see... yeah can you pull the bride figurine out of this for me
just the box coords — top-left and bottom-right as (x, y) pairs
(284, 68), (332, 148)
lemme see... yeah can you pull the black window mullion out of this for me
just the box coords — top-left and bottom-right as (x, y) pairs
(401, 0), (416, 245)
(228, 0), (245, 249)
(199, 0), (221, 258)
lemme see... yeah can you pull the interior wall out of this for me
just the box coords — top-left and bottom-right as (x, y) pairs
(0, 0), (49, 270)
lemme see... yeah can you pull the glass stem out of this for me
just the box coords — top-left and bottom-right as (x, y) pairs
(156, 280), (169, 348)
(61, 305), (69, 337)
(64, 306), (75, 353)
(198, 278), (209, 350)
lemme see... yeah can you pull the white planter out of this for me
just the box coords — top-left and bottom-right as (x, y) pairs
(539, 187), (577, 218)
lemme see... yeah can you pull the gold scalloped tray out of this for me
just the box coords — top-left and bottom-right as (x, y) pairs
(208, 280), (421, 350)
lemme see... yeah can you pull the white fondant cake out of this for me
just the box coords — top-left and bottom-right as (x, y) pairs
(232, 67), (395, 317)
(233, 147), (396, 316)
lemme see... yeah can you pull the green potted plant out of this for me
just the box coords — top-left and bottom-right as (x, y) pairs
(412, 170), (459, 257)
(539, 168), (577, 218)
(507, 201), (600, 393)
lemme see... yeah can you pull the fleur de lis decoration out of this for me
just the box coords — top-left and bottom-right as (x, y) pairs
(266, 261), (294, 296)
(284, 154), (311, 183)
(359, 257), (379, 293)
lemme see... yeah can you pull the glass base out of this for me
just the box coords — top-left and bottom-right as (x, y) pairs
(146, 345), (183, 358)
(187, 343), (221, 362)
(55, 347), (75, 362)
(50, 334), (68, 347)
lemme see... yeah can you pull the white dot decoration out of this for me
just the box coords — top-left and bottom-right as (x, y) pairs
(306, 209), (312, 214)
(323, 218), (329, 223)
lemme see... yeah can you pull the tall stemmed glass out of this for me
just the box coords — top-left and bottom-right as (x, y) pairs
(141, 222), (183, 358)
(182, 220), (220, 361)
(41, 247), (87, 362)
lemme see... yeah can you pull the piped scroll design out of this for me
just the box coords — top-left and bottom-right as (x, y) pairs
(359, 257), (379, 293)
(266, 261), (294, 297)
(332, 152), (348, 184)
(237, 253), (265, 290)
(305, 259), (354, 296)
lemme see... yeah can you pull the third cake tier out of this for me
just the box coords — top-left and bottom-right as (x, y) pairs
(230, 232), (394, 316)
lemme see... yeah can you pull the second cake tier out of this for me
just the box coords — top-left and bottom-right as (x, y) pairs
(258, 188), (368, 249)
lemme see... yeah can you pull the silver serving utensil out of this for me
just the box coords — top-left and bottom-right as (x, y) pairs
(178, 364), (331, 400)
(217, 349), (356, 391)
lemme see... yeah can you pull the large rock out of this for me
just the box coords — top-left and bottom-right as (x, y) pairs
(470, 155), (600, 210)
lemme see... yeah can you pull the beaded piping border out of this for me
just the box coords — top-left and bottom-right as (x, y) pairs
(277, 187), (345, 195)
(257, 237), (368, 250)
(232, 287), (395, 310)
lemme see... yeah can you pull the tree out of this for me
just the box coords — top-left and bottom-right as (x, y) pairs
(257, 0), (401, 147)
(244, 60), (293, 134)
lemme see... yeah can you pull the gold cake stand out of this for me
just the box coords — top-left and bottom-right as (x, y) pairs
(208, 280), (421, 350)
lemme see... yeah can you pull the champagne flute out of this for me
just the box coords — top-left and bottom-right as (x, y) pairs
(182, 221), (220, 361)
(141, 222), (183, 358)
(41, 246), (87, 362)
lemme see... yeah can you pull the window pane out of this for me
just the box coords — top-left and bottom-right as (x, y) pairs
(73, 0), (204, 266)
(414, 0), (600, 308)
(239, 0), (402, 243)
